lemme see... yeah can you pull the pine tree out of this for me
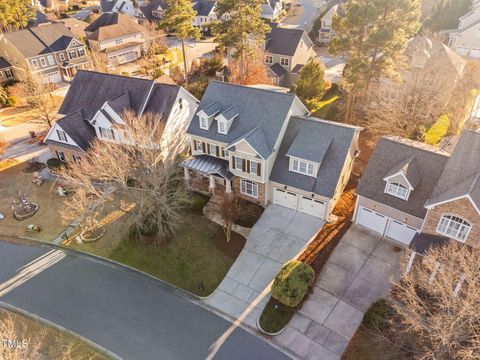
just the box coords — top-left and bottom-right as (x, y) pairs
(295, 61), (326, 111)
(422, 0), (472, 33)
(330, 0), (421, 121)
(0, 0), (36, 31)
(160, 0), (201, 86)
(212, 0), (270, 84)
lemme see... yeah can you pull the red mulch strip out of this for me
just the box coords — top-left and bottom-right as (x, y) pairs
(214, 229), (246, 259)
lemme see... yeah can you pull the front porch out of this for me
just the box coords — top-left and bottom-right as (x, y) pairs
(60, 60), (92, 82)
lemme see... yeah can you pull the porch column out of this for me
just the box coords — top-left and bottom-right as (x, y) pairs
(209, 175), (215, 190)
(405, 251), (416, 274)
(428, 261), (441, 284)
(183, 167), (190, 180)
(453, 274), (466, 297)
(225, 180), (232, 193)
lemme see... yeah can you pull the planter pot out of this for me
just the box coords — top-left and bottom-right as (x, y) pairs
(79, 228), (106, 243)
(256, 317), (287, 336)
(13, 203), (39, 221)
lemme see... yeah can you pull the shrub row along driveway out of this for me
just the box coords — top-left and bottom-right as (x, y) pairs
(273, 225), (402, 360)
(0, 240), (290, 360)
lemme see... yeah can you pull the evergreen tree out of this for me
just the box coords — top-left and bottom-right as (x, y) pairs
(422, 0), (472, 33)
(212, 0), (270, 83)
(295, 61), (326, 111)
(160, 0), (200, 86)
(330, 0), (421, 121)
(0, 0), (36, 31)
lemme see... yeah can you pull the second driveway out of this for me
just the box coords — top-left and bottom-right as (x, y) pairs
(204, 205), (324, 327)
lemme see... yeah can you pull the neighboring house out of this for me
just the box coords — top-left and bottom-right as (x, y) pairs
(261, 0), (283, 21)
(260, 23), (317, 87)
(58, 18), (89, 39)
(368, 36), (466, 121)
(100, 0), (136, 16)
(355, 129), (480, 249)
(318, 0), (346, 44)
(85, 13), (148, 66)
(0, 57), (14, 83)
(0, 23), (91, 83)
(44, 70), (198, 162)
(447, 0), (480, 60)
(182, 81), (361, 220)
(192, 0), (218, 30)
(136, 0), (169, 24)
(354, 137), (450, 246)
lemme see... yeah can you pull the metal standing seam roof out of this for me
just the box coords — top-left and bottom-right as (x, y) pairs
(181, 155), (233, 180)
(269, 63), (288, 78)
(409, 233), (453, 255)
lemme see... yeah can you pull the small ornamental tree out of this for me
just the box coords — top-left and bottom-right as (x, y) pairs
(272, 260), (315, 308)
(295, 61), (327, 111)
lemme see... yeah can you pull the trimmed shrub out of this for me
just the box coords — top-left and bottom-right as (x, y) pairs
(190, 194), (207, 210)
(46, 157), (62, 170)
(425, 114), (450, 145)
(272, 260), (315, 308)
(362, 298), (395, 331)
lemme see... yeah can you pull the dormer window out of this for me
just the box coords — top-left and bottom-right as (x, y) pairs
(199, 116), (209, 130)
(218, 120), (227, 134)
(291, 158), (315, 177)
(385, 182), (409, 200)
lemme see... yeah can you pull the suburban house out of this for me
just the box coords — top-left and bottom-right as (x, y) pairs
(0, 23), (91, 83)
(261, 0), (283, 21)
(260, 23), (317, 87)
(85, 13), (148, 66)
(137, 0), (169, 23)
(192, 0), (218, 30)
(0, 57), (14, 83)
(447, 0), (480, 60)
(44, 70), (198, 162)
(182, 81), (361, 220)
(318, 1), (346, 44)
(367, 36), (466, 120)
(355, 129), (480, 249)
(58, 18), (89, 39)
(100, 0), (137, 16)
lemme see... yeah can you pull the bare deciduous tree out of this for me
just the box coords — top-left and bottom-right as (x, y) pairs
(0, 311), (42, 360)
(9, 71), (59, 128)
(89, 49), (111, 74)
(393, 242), (480, 359)
(56, 111), (189, 246)
(220, 193), (245, 242)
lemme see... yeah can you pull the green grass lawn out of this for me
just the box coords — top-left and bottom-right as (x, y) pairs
(67, 212), (240, 297)
(259, 298), (295, 333)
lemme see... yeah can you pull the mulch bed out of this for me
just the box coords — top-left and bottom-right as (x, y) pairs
(213, 229), (246, 259)
(235, 202), (264, 228)
(23, 161), (46, 173)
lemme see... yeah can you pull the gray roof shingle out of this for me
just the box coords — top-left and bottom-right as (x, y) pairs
(192, 0), (216, 16)
(426, 130), (480, 210)
(356, 136), (450, 219)
(187, 81), (303, 158)
(0, 57), (11, 69)
(269, 63), (288, 77)
(49, 110), (97, 151)
(384, 155), (422, 189)
(139, 0), (169, 21)
(265, 23), (313, 57)
(85, 13), (145, 41)
(270, 116), (359, 198)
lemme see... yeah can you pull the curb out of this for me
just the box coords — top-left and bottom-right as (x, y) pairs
(0, 301), (122, 360)
(256, 317), (287, 336)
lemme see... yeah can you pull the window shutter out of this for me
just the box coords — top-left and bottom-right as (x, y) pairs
(193, 140), (197, 150)
(242, 159), (246, 172)
(202, 142), (206, 153)
(246, 160), (250, 173)
(216, 146), (220, 157)
(257, 163), (261, 176)
(232, 156), (236, 169)
(207, 143), (210, 154)
(56, 130), (61, 140)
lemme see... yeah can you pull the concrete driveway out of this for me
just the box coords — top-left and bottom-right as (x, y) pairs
(273, 225), (402, 359)
(204, 205), (324, 329)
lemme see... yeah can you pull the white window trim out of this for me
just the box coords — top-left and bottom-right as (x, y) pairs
(240, 179), (258, 198)
(265, 55), (273, 64)
(235, 156), (243, 170)
(290, 158), (316, 177)
(59, 53), (65, 61)
(384, 181), (410, 200)
(47, 55), (55, 65)
(280, 57), (289, 67)
(199, 116), (209, 130)
(57, 130), (68, 142)
(218, 120), (227, 134)
(31, 59), (39, 69)
(40, 58), (46, 67)
(209, 143), (218, 156)
(436, 215), (472, 242)
(249, 161), (258, 175)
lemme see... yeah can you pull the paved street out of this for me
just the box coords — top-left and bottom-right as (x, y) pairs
(0, 240), (292, 360)
(282, 0), (327, 31)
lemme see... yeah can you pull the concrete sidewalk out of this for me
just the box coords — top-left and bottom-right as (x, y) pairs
(204, 205), (324, 330)
(272, 225), (402, 359)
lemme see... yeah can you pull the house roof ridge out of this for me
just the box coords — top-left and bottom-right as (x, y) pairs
(291, 115), (363, 130)
(208, 80), (296, 98)
(75, 69), (154, 84)
(381, 135), (451, 157)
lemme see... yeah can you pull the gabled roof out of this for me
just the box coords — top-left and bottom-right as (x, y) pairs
(0, 57), (11, 70)
(85, 13), (145, 41)
(106, 92), (131, 114)
(186, 81), (304, 158)
(139, 0), (169, 20)
(269, 63), (288, 77)
(270, 116), (359, 198)
(46, 110), (97, 151)
(425, 130), (480, 212)
(286, 125), (332, 164)
(58, 18), (88, 39)
(356, 136), (450, 219)
(192, 0), (217, 17)
(265, 23), (313, 57)
(384, 155), (421, 189)
(142, 83), (181, 120)
(218, 105), (239, 121)
(59, 70), (154, 119)
(3, 23), (78, 58)
(227, 126), (270, 159)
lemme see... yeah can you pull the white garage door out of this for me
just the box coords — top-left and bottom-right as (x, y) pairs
(299, 197), (326, 218)
(470, 48), (480, 58)
(356, 207), (388, 235)
(42, 71), (61, 84)
(117, 51), (137, 64)
(273, 189), (297, 210)
(385, 220), (418, 245)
